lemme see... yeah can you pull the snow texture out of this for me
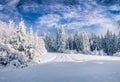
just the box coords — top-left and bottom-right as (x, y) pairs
(0, 53), (120, 82)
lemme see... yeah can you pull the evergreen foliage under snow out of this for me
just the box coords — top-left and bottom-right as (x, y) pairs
(43, 26), (120, 56)
(0, 20), (47, 67)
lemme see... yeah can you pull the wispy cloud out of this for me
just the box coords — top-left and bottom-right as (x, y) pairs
(0, 0), (119, 35)
(21, 3), (40, 13)
(0, 0), (21, 22)
(109, 5), (120, 11)
(36, 14), (61, 28)
(7, 0), (20, 7)
(0, 13), (9, 19)
(0, 4), (4, 10)
(35, 1), (119, 35)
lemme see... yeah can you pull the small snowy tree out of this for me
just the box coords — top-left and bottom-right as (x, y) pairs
(67, 35), (74, 50)
(103, 30), (117, 55)
(74, 31), (90, 53)
(82, 32), (90, 53)
(90, 33), (102, 51)
(55, 26), (67, 53)
(117, 31), (120, 52)
(74, 32), (81, 52)
(0, 20), (15, 44)
(43, 32), (56, 52)
(11, 19), (27, 51)
(110, 33), (118, 54)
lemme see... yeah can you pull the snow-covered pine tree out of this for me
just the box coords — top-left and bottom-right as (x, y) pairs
(104, 30), (114, 55)
(67, 35), (74, 50)
(0, 20), (27, 67)
(32, 31), (47, 63)
(80, 31), (90, 53)
(55, 26), (67, 53)
(10, 19), (47, 61)
(117, 31), (120, 52)
(0, 20), (15, 44)
(8, 20), (16, 42)
(90, 33), (97, 51)
(74, 32), (81, 52)
(43, 32), (55, 51)
(25, 26), (35, 60)
(16, 19), (27, 51)
(74, 31), (90, 53)
(111, 33), (118, 54)
(90, 33), (102, 51)
(0, 19), (47, 66)
(34, 31), (47, 55)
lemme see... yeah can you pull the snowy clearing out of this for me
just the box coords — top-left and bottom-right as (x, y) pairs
(39, 53), (120, 63)
(0, 53), (120, 82)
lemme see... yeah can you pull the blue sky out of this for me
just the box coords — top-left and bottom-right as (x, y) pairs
(0, 0), (120, 35)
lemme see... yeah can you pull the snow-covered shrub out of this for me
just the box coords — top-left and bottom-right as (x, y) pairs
(0, 44), (27, 67)
(113, 52), (120, 57)
(64, 50), (77, 54)
(91, 49), (106, 56)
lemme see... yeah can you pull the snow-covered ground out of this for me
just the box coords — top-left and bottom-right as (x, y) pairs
(0, 53), (120, 82)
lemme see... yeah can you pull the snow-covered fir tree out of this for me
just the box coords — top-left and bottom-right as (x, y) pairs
(0, 19), (47, 66)
(66, 35), (74, 50)
(81, 32), (90, 53)
(43, 27), (120, 56)
(55, 26), (67, 53)
(117, 31), (120, 52)
(0, 20), (15, 44)
(43, 32), (56, 52)
(90, 33), (102, 51)
(111, 33), (118, 54)
(74, 31), (90, 53)
(103, 30), (116, 55)
(74, 32), (81, 52)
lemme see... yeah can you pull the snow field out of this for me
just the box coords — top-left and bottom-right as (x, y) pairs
(1, 53), (120, 82)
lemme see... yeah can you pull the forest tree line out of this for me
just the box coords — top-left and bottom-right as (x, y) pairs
(43, 27), (120, 56)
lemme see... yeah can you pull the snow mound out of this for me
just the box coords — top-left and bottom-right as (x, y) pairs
(113, 52), (120, 57)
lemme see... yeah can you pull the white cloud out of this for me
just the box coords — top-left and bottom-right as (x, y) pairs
(7, 0), (20, 7)
(21, 3), (40, 13)
(36, 14), (61, 28)
(24, 1), (119, 35)
(48, 4), (72, 12)
(63, 12), (78, 19)
(0, 4), (4, 10)
(114, 15), (120, 22)
(62, 4), (118, 35)
(0, 0), (22, 22)
(109, 5), (120, 11)
(0, 14), (9, 19)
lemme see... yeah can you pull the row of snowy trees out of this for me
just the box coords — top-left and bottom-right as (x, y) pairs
(43, 27), (120, 56)
(0, 19), (47, 67)
(43, 27), (90, 53)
